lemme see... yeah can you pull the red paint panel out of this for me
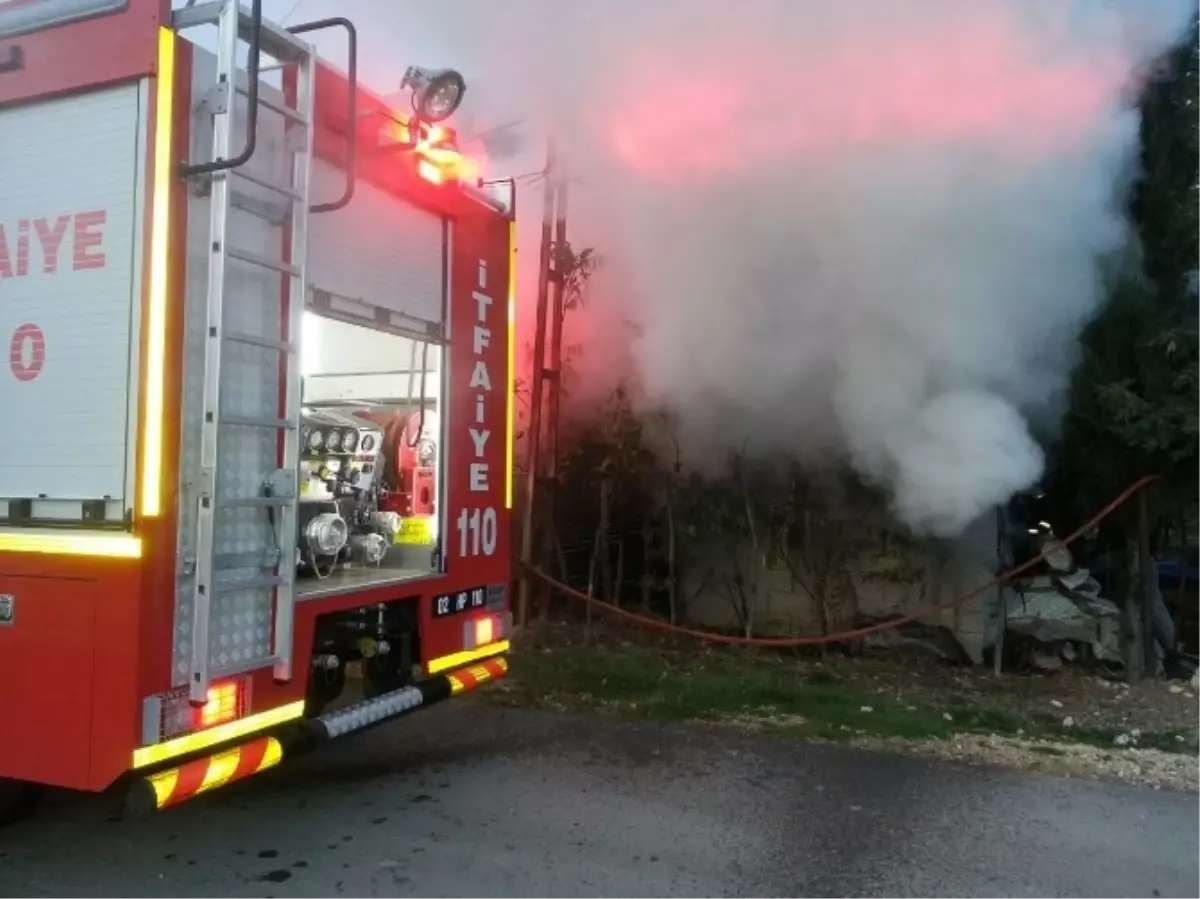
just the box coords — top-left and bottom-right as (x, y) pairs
(443, 206), (511, 577)
(0, 0), (161, 107)
(0, 572), (98, 789)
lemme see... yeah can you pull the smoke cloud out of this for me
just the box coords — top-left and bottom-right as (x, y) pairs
(400, 0), (1191, 536)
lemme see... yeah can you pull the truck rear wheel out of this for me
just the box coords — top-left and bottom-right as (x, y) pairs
(0, 778), (41, 827)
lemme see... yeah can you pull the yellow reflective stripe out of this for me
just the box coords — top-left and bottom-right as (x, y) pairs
(140, 26), (175, 517)
(132, 700), (305, 769)
(426, 640), (510, 675)
(259, 736), (283, 770)
(148, 769), (179, 809)
(197, 748), (241, 794)
(0, 530), (141, 558)
(505, 219), (516, 510)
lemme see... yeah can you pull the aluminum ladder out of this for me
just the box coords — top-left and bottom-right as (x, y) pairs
(173, 0), (319, 703)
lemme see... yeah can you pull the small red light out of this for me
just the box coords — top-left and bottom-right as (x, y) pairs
(198, 681), (241, 729)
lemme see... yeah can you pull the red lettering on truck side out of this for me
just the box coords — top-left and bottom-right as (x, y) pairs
(9, 323), (45, 382)
(72, 210), (107, 270)
(33, 215), (71, 274)
(0, 210), (107, 278)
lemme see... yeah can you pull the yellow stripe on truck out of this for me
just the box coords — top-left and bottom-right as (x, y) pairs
(131, 700), (304, 770)
(426, 640), (510, 675)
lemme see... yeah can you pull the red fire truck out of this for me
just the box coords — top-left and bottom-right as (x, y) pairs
(0, 0), (515, 821)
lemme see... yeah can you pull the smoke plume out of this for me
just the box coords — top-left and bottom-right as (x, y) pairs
(402, 0), (1191, 536)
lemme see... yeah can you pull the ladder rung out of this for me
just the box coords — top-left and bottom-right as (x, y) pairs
(224, 329), (296, 354)
(213, 575), (288, 595)
(218, 496), (297, 509)
(228, 246), (300, 276)
(235, 81), (308, 126)
(220, 412), (295, 429)
(173, 2), (314, 64)
(231, 166), (305, 201)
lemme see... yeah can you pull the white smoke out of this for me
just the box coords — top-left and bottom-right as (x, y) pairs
(384, 0), (1191, 536)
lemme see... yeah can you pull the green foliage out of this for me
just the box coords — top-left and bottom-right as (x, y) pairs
(551, 241), (600, 312)
(1050, 15), (1199, 531)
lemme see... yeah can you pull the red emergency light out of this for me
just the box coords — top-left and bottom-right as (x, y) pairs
(372, 112), (474, 185)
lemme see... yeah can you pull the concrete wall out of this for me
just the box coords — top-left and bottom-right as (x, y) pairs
(682, 510), (1001, 663)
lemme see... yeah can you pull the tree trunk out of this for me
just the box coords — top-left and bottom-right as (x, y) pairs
(640, 512), (652, 611)
(613, 538), (625, 606)
(804, 510), (832, 637)
(598, 481), (613, 602)
(1137, 492), (1156, 679)
(741, 491), (760, 639)
(1175, 516), (1189, 606)
(666, 494), (678, 624)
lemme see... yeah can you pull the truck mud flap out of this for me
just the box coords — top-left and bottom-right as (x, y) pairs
(127, 655), (507, 813)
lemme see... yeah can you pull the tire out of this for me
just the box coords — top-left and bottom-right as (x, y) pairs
(0, 778), (41, 827)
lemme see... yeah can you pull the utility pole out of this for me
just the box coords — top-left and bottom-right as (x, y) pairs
(540, 164), (570, 619)
(516, 138), (557, 628)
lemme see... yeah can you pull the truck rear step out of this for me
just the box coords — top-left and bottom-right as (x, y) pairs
(128, 656), (508, 812)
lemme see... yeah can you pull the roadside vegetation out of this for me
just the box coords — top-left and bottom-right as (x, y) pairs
(489, 623), (1198, 755)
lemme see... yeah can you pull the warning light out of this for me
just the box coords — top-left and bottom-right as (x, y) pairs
(198, 681), (242, 728)
(417, 159), (445, 185)
(474, 616), (495, 647)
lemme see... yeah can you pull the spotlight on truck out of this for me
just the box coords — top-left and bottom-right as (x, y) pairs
(400, 65), (466, 123)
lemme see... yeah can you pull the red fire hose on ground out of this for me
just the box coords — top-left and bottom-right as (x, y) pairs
(519, 474), (1161, 648)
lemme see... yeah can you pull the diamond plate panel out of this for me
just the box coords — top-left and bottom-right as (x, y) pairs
(173, 51), (292, 683)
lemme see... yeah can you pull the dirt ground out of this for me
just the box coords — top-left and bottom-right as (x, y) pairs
(808, 650), (1199, 742)
(505, 619), (1200, 791)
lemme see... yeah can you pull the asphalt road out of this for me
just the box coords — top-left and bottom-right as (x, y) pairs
(0, 703), (1196, 898)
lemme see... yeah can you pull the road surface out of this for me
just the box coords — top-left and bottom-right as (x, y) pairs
(0, 704), (1195, 897)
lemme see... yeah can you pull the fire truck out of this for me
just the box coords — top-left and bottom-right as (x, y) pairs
(0, 0), (515, 821)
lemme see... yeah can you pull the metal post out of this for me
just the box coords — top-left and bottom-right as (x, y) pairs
(516, 138), (557, 628)
(540, 167), (570, 620)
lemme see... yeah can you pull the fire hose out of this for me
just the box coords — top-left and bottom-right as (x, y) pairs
(519, 474), (1161, 647)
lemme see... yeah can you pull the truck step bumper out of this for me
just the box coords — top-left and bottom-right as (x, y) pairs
(128, 654), (508, 812)
(310, 655), (508, 741)
(131, 735), (283, 811)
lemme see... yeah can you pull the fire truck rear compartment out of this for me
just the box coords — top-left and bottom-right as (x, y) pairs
(294, 314), (445, 601)
(171, 38), (453, 688)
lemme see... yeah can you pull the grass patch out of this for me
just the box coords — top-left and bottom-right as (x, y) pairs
(503, 646), (954, 742)
(496, 645), (1198, 754)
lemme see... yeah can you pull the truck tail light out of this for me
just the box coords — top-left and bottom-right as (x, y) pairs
(462, 612), (511, 651)
(199, 681), (242, 729)
(148, 678), (249, 743)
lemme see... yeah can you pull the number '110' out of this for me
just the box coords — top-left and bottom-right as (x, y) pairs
(456, 507), (497, 556)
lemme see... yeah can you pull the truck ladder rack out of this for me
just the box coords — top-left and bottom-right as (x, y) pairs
(174, 0), (315, 702)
